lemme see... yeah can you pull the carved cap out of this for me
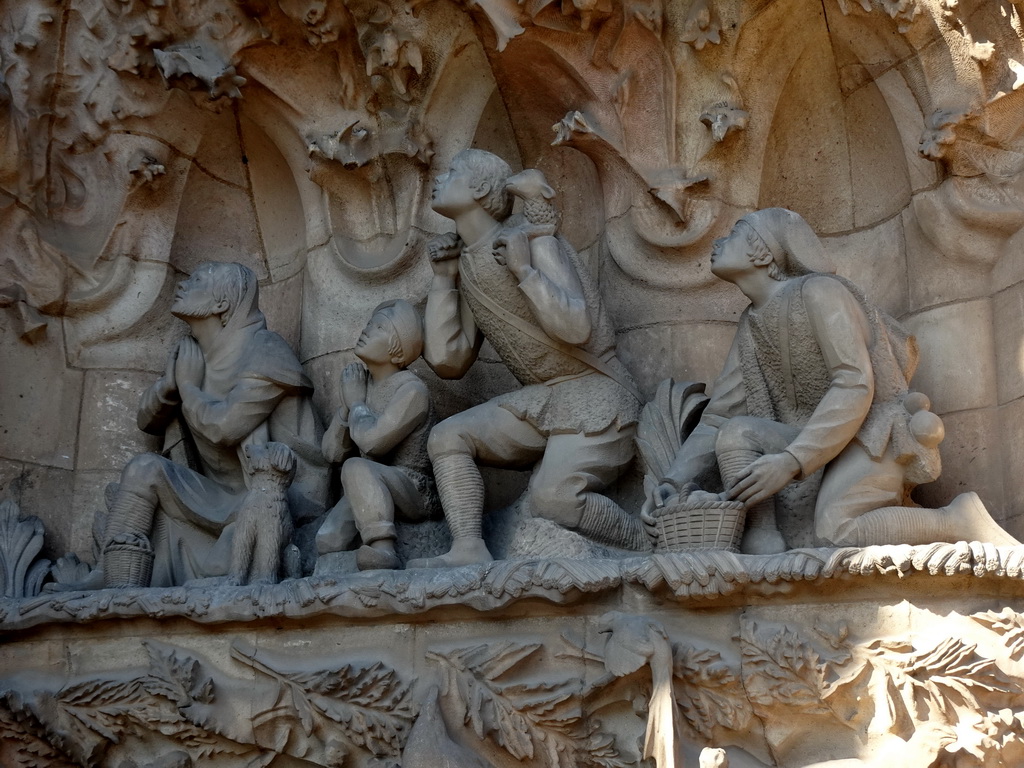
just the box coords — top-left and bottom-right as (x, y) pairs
(374, 298), (423, 365)
(738, 208), (835, 277)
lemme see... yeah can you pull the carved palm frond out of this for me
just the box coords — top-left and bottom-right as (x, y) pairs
(0, 500), (50, 599)
(635, 379), (708, 482)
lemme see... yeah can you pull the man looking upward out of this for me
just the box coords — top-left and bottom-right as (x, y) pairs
(644, 207), (1018, 552)
(101, 262), (327, 587)
(411, 149), (646, 568)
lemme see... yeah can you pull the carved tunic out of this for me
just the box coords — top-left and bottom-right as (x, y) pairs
(704, 274), (937, 481)
(324, 370), (437, 504)
(427, 231), (639, 435)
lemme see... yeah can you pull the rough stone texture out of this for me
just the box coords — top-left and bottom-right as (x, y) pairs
(904, 297), (998, 415)
(994, 279), (1024, 406)
(76, 371), (162, 472)
(0, 323), (82, 470)
(1, 0), (1023, 762)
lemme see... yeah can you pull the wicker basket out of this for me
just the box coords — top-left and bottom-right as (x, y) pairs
(653, 496), (746, 553)
(103, 532), (154, 588)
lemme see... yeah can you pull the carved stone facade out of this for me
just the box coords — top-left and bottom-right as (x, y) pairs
(2, 0), (1024, 764)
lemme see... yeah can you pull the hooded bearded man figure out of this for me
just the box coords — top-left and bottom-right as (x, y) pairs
(101, 262), (329, 588)
(644, 207), (1018, 552)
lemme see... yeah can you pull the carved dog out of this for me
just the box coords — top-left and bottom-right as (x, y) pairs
(228, 442), (297, 585)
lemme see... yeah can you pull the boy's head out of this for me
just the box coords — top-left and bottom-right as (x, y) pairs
(355, 299), (423, 368)
(710, 208), (834, 283)
(430, 149), (513, 221)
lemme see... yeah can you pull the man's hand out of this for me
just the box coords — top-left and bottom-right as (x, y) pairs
(641, 480), (680, 518)
(494, 228), (532, 281)
(427, 232), (461, 282)
(174, 336), (205, 389)
(341, 361), (369, 408)
(725, 452), (801, 507)
(155, 345), (180, 401)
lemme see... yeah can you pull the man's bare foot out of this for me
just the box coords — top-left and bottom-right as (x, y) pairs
(407, 537), (493, 569)
(357, 544), (401, 571)
(946, 492), (1021, 546)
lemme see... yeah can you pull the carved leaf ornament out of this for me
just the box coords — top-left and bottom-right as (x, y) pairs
(0, 639), (418, 768)
(972, 607), (1024, 659)
(672, 644), (752, 739)
(740, 617), (1024, 761)
(231, 640), (416, 757)
(426, 640), (628, 768)
(0, 500), (50, 599)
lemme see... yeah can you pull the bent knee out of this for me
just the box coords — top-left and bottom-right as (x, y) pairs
(716, 416), (772, 454)
(120, 452), (167, 490)
(529, 483), (585, 528)
(340, 456), (380, 488)
(427, 418), (473, 460)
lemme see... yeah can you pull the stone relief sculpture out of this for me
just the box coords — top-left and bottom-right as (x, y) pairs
(6, 607), (1024, 768)
(412, 150), (646, 567)
(598, 612), (682, 768)
(100, 262), (329, 587)
(0, 499), (50, 599)
(643, 208), (1020, 555)
(3, 0), (1024, 766)
(227, 442), (299, 586)
(316, 299), (440, 570)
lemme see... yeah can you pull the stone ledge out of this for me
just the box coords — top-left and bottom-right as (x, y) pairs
(4, 542), (1024, 633)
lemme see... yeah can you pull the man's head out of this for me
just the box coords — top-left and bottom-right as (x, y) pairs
(355, 299), (423, 369)
(430, 149), (513, 221)
(171, 262), (257, 324)
(710, 208), (833, 283)
(710, 220), (781, 283)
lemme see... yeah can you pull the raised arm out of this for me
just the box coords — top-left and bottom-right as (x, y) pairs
(348, 378), (429, 458)
(423, 234), (482, 379)
(507, 232), (591, 345)
(137, 346), (182, 435)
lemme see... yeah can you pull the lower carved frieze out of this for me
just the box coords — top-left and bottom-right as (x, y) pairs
(2, 549), (1024, 767)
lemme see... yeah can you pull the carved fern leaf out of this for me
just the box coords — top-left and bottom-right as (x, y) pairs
(672, 644), (752, 738)
(972, 607), (1024, 659)
(901, 637), (1016, 717)
(826, 634), (1020, 742)
(0, 704), (77, 768)
(427, 641), (629, 768)
(58, 677), (154, 742)
(739, 621), (841, 716)
(230, 640), (415, 757)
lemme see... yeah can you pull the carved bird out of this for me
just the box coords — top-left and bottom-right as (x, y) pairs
(403, 685), (495, 768)
(700, 747), (729, 768)
(598, 611), (681, 768)
(504, 168), (560, 239)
